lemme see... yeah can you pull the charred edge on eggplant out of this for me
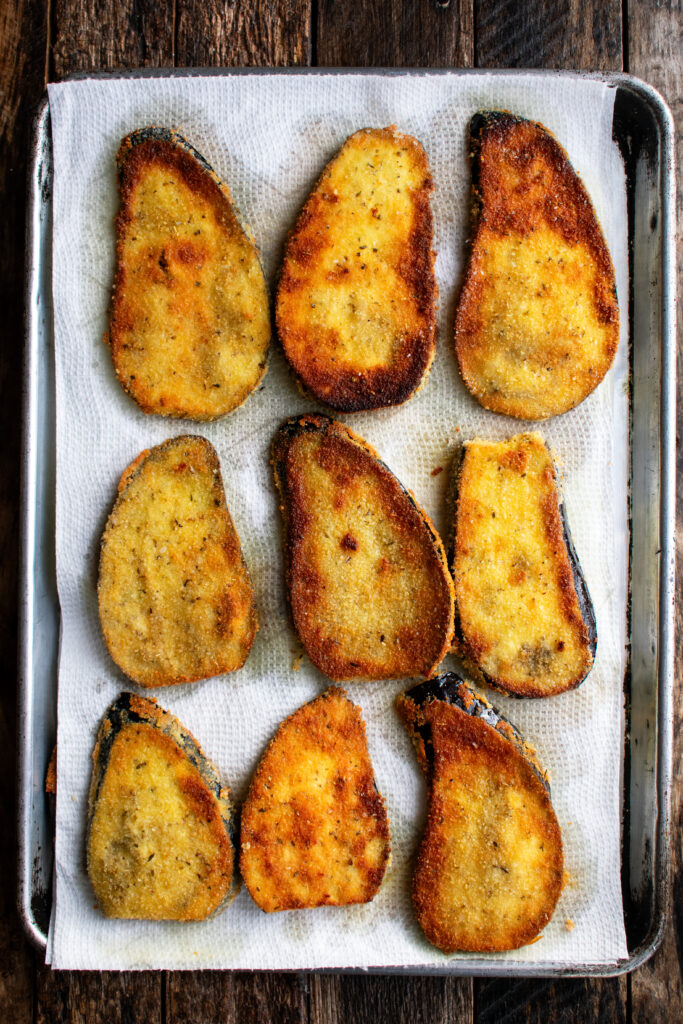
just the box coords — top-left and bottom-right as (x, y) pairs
(468, 111), (540, 206)
(89, 692), (236, 847)
(116, 127), (218, 183)
(402, 673), (550, 794)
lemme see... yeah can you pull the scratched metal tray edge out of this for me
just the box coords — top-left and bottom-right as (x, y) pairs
(17, 68), (676, 977)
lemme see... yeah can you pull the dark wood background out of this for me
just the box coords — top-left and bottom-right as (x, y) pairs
(1, 0), (680, 1020)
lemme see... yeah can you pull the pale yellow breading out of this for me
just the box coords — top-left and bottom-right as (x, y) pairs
(109, 129), (270, 420)
(98, 435), (257, 688)
(451, 433), (595, 697)
(87, 693), (236, 920)
(240, 687), (390, 912)
(272, 415), (454, 682)
(455, 113), (618, 420)
(277, 126), (437, 411)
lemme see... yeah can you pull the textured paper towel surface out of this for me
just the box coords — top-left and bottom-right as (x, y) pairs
(47, 72), (629, 970)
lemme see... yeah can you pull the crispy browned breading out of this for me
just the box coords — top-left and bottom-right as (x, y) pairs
(87, 692), (237, 920)
(276, 126), (437, 411)
(109, 128), (270, 420)
(450, 433), (596, 697)
(397, 676), (564, 953)
(240, 687), (390, 912)
(45, 745), (57, 795)
(272, 414), (454, 682)
(98, 435), (257, 688)
(455, 112), (619, 420)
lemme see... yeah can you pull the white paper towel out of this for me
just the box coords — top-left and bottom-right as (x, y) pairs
(46, 71), (629, 970)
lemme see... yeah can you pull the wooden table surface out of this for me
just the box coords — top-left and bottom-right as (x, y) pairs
(2, 0), (680, 1020)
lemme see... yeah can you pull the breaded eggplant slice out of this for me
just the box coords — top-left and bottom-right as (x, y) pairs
(272, 414), (454, 681)
(276, 126), (437, 411)
(109, 127), (270, 420)
(98, 435), (257, 687)
(397, 675), (564, 953)
(240, 687), (390, 911)
(455, 112), (619, 420)
(87, 692), (237, 919)
(450, 433), (596, 697)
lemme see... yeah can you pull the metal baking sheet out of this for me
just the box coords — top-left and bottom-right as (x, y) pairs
(18, 68), (676, 976)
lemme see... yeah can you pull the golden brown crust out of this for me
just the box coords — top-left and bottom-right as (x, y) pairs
(45, 745), (57, 795)
(276, 127), (437, 412)
(397, 691), (564, 953)
(451, 433), (595, 697)
(109, 129), (270, 420)
(87, 692), (236, 920)
(98, 435), (257, 688)
(240, 687), (390, 912)
(272, 414), (454, 681)
(455, 112), (619, 420)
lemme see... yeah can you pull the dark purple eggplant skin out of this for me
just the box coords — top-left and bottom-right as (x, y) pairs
(447, 441), (598, 692)
(466, 113), (527, 235)
(558, 498), (598, 662)
(88, 692), (237, 850)
(401, 673), (551, 794)
(116, 127), (218, 182)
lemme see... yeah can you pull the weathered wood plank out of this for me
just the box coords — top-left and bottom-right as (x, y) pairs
(310, 974), (474, 1024)
(52, 0), (174, 79)
(475, 0), (622, 69)
(476, 978), (627, 1024)
(35, 971), (163, 1024)
(316, 0), (474, 67)
(167, 971), (308, 1024)
(628, 15), (682, 1020)
(0, 0), (49, 1017)
(176, 0), (311, 66)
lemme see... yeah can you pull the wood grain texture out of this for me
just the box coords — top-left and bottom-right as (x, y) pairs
(475, 0), (622, 69)
(310, 974), (474, 1024)
(627, 6), (683, 1019)
(316, 0), (474, 67)
(35, 971), (163, 1024)
(52, 0), (174, 78)
(167, 971), (308, 1024)
(476, 978), (627, 1023)
(0, 0), (48, 1017)
(176, 0), (311, 66)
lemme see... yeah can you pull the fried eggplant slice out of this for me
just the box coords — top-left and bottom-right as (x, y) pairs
(397, 674), (564, 953)
(87, 692), (237, 919)
(455, 112), (619, 420)
(272, 414), (454, 681)
(98, 435), (257, 687)
(276, 126), (437, 411)
(240, 687), (390, 911)
(109, 127), (270, 420)
(450, 433), (596, 697)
